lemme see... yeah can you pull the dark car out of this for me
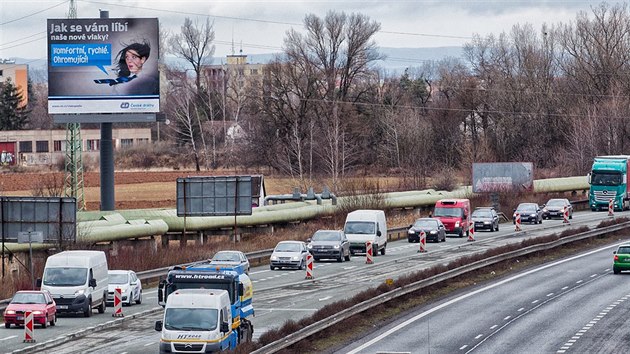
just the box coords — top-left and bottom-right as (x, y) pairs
(307, 230), (351, 262)
(407, 218), (446, 243)
(513, 202), (543, 224)
(472, 207), (499, 232)
(542, 198), (573, 220)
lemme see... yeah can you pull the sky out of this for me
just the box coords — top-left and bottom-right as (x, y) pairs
(0, 0), (624, 63)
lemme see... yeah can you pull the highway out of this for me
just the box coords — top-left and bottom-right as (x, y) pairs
(337, 242), (630, 354)
(0, 209), (627, 353)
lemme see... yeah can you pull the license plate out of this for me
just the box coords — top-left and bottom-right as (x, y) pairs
(57, 305), (68, 310)
(17, 316), (23, 320)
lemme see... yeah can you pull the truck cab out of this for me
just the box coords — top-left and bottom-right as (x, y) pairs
(588, 156), (630, 211)
(155, 289), (235, 353)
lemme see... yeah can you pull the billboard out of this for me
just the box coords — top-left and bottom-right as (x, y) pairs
(47, 18), (159, 115)
(472, 162), (534, 193)
(176, 176), (253, 217)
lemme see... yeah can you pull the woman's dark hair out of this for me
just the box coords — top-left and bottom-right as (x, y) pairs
(115, 41), (151, 77)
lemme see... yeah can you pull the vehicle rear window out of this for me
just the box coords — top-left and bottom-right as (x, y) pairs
(618, 247), (630, 254)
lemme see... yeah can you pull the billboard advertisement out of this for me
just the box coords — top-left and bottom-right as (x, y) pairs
(472, 162), (534, 193)
(47, 18), (159, 114)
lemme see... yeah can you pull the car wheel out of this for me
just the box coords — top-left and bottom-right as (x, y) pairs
(614, 267), (621, 274)
(42, 317), (47, 328)
(496, 224), (499, 232)
(381, 245), (386, 255)
(136, 291), (142, 305)
(128, 293), (133, 306)
(300, 260), (306, 270)
(407, 238), (413, 243)
(50, 314), (56, 326)
(270, 265), (276, 271)
(84, 301), (92, 317)
(569, 213), (573, 220)
(337, 252), (343, 262)
(4, 323), (9, 329)
(344, 251), (351, 261)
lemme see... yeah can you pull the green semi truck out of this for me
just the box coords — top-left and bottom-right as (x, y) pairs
(588, 155), (630, 211)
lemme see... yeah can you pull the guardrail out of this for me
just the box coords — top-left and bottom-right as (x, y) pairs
(251, 219), (630, 353)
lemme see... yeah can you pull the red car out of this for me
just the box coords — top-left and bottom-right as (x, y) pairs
(3, 290), (57, 328)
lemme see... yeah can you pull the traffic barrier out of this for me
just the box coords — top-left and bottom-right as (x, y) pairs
(112, 288), (124, 317)
(563, 206), (570, 224)
(365, 241), (373, 264)
(609, 199), (614, 217)
(515, 212), (522, 231)
(305, 254), (313, 279)
(468, 224), (476, 242)
(23, 311), (35, 343)
(418, 231), (427, 253)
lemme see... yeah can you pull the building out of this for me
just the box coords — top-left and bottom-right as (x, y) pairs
(0, 128), (151, 166)
(0, 60), (28, 107)
(202, 53), (266, 91)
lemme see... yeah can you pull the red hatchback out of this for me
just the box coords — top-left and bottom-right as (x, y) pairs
(3, 290), (57, 328)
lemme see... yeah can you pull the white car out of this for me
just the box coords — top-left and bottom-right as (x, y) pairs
(209, 250), (250, 274)
(107, 270), (142, 306)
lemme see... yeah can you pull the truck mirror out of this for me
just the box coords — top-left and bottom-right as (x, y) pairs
(239, 283), (244, 296)
(89, 279), (97, 288)
(376, 230), (382, 237)
(154, 321), (163, 331)
(36, 279), (42, 288)
(306, 238), (311, 243)
(220, 322), (230, 333)
(587, 172), (591, 184)
(158, 281), (165, 304)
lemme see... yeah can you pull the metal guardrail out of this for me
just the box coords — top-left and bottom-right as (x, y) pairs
(251, 220), (630, 353)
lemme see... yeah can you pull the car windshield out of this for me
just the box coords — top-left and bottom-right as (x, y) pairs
(413, 220), (437, 228)
(312, 232), (341, 241)
(517, 204), (537, 212)
(212, 252), (240, 262)
(43, 267), (87, 286)
(434, 207), (463, 218)
(344, 221), (375, 234)
(109, 273), (129, 284)
(591, 172), (622, 186)
(275, 243), (302, 252)
(617, 247), (630, 254)
(164, 308), (218, 331)
(472, 210), (492, 217)
(11, 293), (46, 304)
(546, 200), (566, 206)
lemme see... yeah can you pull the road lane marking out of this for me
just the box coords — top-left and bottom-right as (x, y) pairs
(546, 293), (554, 297)
(346, 243), (620, 354)
(319, 296), (332, 301)
(459, 345), (468, 350)
(0, 335), (17, 341)
(475, 334), (483, 339)
(144, 342), (153, 347)
(517, 308), (524, 312)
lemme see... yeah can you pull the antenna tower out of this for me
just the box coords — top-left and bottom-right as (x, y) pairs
(64, 0), (86, 210)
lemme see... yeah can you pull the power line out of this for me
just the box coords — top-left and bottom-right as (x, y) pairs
(0, 0), (69, 26)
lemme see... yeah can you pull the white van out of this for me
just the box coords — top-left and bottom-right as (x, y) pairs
(344, 210), (388, 256)
(39, 250), (109, 317)
(155, 289), (234, 353)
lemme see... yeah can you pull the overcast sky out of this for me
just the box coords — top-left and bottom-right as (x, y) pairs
(0, 0), (623, 62)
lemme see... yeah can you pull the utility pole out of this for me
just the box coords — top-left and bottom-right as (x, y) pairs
(63, 0), (86, 211)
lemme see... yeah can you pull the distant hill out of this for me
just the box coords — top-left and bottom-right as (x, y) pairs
(13, 46), (463, 83)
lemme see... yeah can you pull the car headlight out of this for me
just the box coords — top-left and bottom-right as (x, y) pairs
(5, 310), (15, 315)
(530, 213), (536, 217)
(32, 310), (43, 315)
(307, 244), (312, 249)
(292, 256), (300, 261)
(75, 289), (85, 296)
(455, 221), (460, 227)
(270, 255), (278, 261)
(430, 230), (437, 234)
(543, 208), (548, 213)
(484, 221), (490, 225)
(333, 244), (340, 249)
(408, 229), (415, 234)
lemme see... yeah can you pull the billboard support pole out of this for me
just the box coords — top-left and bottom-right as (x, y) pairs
(98, 9), (115, 211)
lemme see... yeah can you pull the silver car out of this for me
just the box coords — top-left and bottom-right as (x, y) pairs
(107, 270), (142, 306)
(307, 230), (351, 262)
(210, 250), (250, 274)
(270, 241), (308, 270)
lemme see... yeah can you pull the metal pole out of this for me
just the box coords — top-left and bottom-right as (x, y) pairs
(29, 233), (34, 290)
(99, 9), (115, 211)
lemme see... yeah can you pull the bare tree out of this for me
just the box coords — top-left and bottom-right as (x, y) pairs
(169, 17), (215, 92)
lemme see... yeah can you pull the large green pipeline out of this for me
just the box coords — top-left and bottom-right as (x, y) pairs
(18, 175), (588, 246)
